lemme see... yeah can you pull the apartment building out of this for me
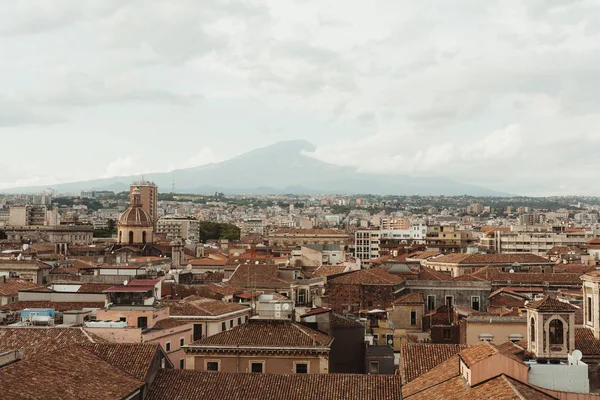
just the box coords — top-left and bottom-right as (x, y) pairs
(354, 229), (380, 261)
(157, 215), (200, 242)
(481, 225), (591, 255)
(130, 181), (158, 227)
(425, 225), (475, 253)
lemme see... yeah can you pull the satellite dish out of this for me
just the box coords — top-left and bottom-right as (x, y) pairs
(509, 269), (514, 273)
(572, 350), (583, 362)
(282, 303), (290, 310)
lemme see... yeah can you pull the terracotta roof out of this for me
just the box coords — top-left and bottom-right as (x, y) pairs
(402, 355), (460, 397)
(430, 253), (552, 265)
(301, 307), (331, 317)
(327, 267), (403, 285)
(187, 258), (228, 267)
(547, 246), (582, 255)
(164, 296), (249, 317)
(153, 317), (191, 330)
(404, 374), (555, 400)
(313, 265), (348, 278)
(0, 301), (105, 312)
(554, 263), (594, 274)
(0, 327), (105, 359)
(417, 267), (452, 281)
(79, 342), (161, 381)
(400, 344), (466, 383)
(189, 319), (333, 348)
(394, 292), (425, 305)
(147, 370), (402, 400)
(0, 345), (145, 400)
(228, 264), (289, 286)
(202, 282), (243, 296)
(575, 327), (600, 356)
(76, 283), (117, 293)
(0, 278), (40, 296)
(459, 341), (500, 367)
(471, 267), (582, 284)
(408, 251), (442, 260)
(525, 296), (578, 312)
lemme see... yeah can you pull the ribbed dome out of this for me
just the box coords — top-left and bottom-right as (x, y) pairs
(119, 207), (153, 227)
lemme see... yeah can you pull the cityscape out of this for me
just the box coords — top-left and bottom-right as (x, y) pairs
(2, 1), (600, 400)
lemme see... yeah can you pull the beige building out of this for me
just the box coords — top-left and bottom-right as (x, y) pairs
(381, 217), (409, 230)
(157, 215), (199, 242)
(268, 229), (349, 248)
(130, 181), (158, 227)
(460, 315), (526, 346)
(526, 296), (577, 361)
(483, 225), (590, 255)
(1, 225), (93, 245)
(425, 225), (475, 253)
(184, 319), (333, 374)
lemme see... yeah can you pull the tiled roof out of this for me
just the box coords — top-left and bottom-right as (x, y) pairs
(228, 264), (289, 286)
(459, 341), (500, 367)
(203, 282), (243, 296)
(147, 370), (402, 400)
(575, 327), (600, 356)
(402, 355), (460, 397)
(0, 301), (105, 312)
(76, 283), (117, 293)
(163, 296), (249, 317)
(471, 267), (582, 284)
(187, 258), (228, 266)
(430, 253), (552, 265)
(466, 315), (526, 324)
(408, 251), (442, 260)
(80, 343), (161, 381)
(301, 307), (331, 317)
(400, 344), (466, 383)
(525, 296), (578, 312)
(394, 292), (425, 305)
(0, 278), (40, 296)
(547, 246), (582, 255)
(417, 267), (452, 281)
(404, 374), (555, 400)
(153, 317), (191, 330)
(0, 345), (145, 400)
(554, 263), (594, 274)
(327, 267), (403, 285)
(313, 265), (348, 278)
(0, 327), (105, 359)
(189, 319), (333, 348)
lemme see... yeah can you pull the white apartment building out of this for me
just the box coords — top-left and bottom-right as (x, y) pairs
(379, 223), (428, 245)
(354, 229), (380, 261)
(484, 225), (593, 255)
(355, 223), (427, 261)
(156, 215), (200, 242)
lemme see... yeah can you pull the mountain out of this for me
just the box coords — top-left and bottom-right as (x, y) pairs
(1, 140), (510, 196)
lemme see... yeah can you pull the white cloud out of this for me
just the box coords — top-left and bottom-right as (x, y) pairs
(181, 148), (221, 168)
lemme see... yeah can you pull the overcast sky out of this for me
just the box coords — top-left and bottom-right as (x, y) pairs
(1, 1), (599, 196)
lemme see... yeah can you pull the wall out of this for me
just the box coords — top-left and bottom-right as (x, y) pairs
(404, 281), (491, 312)
(465, 353), (529, 386)
(464, 321), (526, 346)
(18, 291), (106, 303)
(330, 326), (365, 373)
(96, 307), (169, 328)
(143, 323), (193, 369)
(190, 352), (329, 374)
(390, 304), (423, 331)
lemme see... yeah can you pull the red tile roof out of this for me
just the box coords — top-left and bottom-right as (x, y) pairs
(575, 327), (600, 356)
(430, 253), (552, 265)
(189, 319), (333, 348)
(394, 292), (425, 305)
(79, 342), (162, 381)
(0, 278), (40, 296)
(228, 264), (289, 286)
(459, 341), (500, 367)
(163, 296), (249, 317)
(313, 265), (348, 278)
(0, 345), (145, 400)
(327, 267), (403, 285)
(525, 296), (578, 312)
(400, 343), (466, 383)
(0, 301), (105, 312)
(147, 370), (402, 400)
(152, 318), (192, 330)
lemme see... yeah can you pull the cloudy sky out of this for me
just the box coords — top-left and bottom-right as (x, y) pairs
(1, 0), (599, 196)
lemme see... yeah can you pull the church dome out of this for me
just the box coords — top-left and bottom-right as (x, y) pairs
(118, 187), (153, 227)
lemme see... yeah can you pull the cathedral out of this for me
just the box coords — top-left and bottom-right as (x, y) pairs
(117, 187), (154, 245)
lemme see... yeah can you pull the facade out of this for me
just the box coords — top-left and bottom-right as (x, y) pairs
(0, 260), (50, 284)
(389, 292), (425, 343)
(423, 253), (554, 277)
(460, 315), (526, 346)
(157, 215), (199, 242)
(184, 319), (333, 374)
(485, 225), (590, 255)
(131, 181), (158, 227)
(526, 296), (577, 361)
(380, 217), (410, 230)
(354, 229), (380, 261)
(118, 188), (154, 245)
(268, 229), (349, 248)
(0, 225), (93, 244)
(425, 225), (475, 253)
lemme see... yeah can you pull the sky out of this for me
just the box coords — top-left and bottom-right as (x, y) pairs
(1, 1), (600, 196)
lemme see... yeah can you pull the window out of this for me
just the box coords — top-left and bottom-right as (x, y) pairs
(445, 296), (454, 308)
(530, 318), (535, 342)
(250, 362), (264, 373)
(222, 322), (226, 331)
(386, 334), (394, 347)
(230, 320), (233, 329)
(410, 310), (417, 326)
(509, 334), (523, 343)
(588, 297), (593, 323)
(442, 328), (451, 340)
(427, 295), (435, 311)
(119, 317), (126, 322)
(295, 363), (308, 374)
(165, 342), (171, 352)
(549, 319), (564, 345)
(373, 334), (379, 341)
(369, 361), (379, 374)
(471, 296), (480, 311)
(479, 333), (493, 342)
(180, 359), (185, 369)
(206, 361), (219, 371)
(137, 316), (148, 329)
(160, 358), (166, 369)
(238, 317), (242, 325)
(180, 337), (185, 346)
(194, 324), (203, 341)
(245, 316), (249, 323)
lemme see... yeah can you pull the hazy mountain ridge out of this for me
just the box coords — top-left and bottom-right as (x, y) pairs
(2, 140), (510, 196)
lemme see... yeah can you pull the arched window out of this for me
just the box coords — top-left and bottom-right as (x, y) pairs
(549, 319), (564, 345)
(530, 317), (535, 342)
(142, 231), (147, 244)
(129, 231), (134, 245)
(118, 231), (122, 243)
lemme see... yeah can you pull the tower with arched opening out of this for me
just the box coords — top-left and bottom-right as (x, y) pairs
(117, 187), (154, 246)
